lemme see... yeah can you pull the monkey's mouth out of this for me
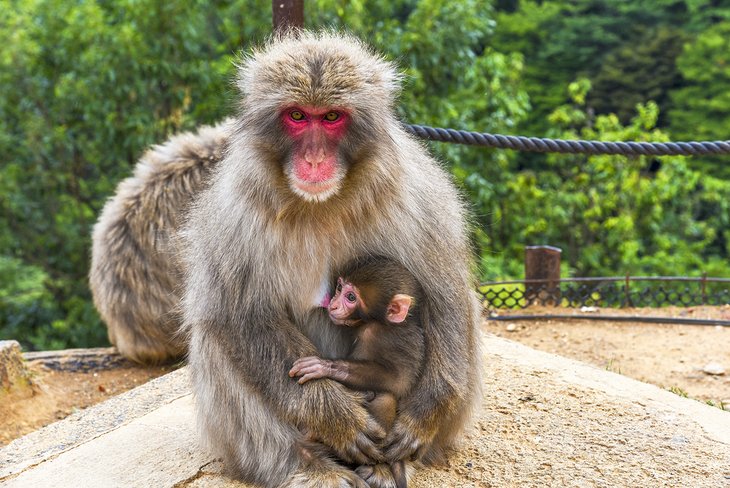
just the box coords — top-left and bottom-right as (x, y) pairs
(290, 177), (340, 202)
(329, 316), (347, 325)
(329, 316), (362, 327)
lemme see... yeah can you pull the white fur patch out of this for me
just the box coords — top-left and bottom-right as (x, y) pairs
(313, 269), (332, 307)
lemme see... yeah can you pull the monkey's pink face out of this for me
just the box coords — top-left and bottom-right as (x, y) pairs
(281, 106), (351, 202)
(328, 277), (361, 325)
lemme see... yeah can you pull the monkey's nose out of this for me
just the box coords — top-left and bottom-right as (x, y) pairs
(304, 148), (326, 166)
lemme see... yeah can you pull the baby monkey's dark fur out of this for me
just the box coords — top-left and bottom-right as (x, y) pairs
(291, 256), (426, 488)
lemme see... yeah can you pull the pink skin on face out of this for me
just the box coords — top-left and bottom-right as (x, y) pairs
(280, 106), (350, 196)
(328, 277), (361, 325)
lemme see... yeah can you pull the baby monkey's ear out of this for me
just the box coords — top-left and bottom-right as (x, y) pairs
(386, 294), (413, 324)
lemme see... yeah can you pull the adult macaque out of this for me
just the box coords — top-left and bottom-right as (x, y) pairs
(290, 256), (425, 488)
(89, 122), (230, 364)
(95, 31), (481, 487)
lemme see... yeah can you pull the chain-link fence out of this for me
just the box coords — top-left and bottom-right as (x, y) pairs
(479, 276), (730, 309)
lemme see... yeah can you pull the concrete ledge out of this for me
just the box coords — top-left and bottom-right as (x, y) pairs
(0, 367), (190, 479)
(0, 341), (31, 393)
(23, 347), (133, 372)
(1, 333), (728, 487)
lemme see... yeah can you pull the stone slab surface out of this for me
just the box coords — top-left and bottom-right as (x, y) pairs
(0, 367), (190, 479)
(23, 347), (133, 372)
(1, 333), (729, 487)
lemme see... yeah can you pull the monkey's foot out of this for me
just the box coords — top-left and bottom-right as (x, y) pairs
(355, 462), (408, 488)
(282, 464), (368, 488)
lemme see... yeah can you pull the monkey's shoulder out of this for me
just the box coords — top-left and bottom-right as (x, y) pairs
(351, 320), (425, 365)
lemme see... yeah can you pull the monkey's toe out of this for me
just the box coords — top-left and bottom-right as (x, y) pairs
(355, 463), (399, 488)
(284, 465), (368, 488)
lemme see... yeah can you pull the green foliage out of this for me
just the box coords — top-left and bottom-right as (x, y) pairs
(470, 80), (730, 278)
(0, 0), (271, 349)
(589, 26), (685, 124)
(0, 256), (104, 350)
(668, 21), (730, 177)
(492, 1), (730, 146)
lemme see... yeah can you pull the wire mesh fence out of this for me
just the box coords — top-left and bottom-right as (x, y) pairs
(479, 276), (730, 309)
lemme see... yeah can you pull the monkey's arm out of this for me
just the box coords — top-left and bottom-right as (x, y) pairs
(380, 187), (481, 464)
(188, 300), (385, 465)
(290, 356), (403, 394)
(385, 292), (475, 459)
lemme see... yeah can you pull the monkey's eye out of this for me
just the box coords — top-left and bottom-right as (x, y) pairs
(323, 111), (340, 122)
(289, 110), (305, 121)
(336, 282), (342, 293)
(345, 292), (356, 303)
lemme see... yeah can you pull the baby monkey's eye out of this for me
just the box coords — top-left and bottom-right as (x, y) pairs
(289, 110), (305, 121)
(345, 292), (356, 303)
(324, 111), (339, 122)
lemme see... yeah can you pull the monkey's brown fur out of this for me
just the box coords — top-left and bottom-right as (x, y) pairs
(179, 31), (482, 487)
(324, 256), (426, 415)
(89, 122), (230, 364)
(292, 256), (426, 488)
(93, 30), (481, 487)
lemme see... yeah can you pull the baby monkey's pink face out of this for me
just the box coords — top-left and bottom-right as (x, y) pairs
(327, 277), (361, 325)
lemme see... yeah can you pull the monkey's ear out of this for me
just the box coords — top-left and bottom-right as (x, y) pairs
(386, 294), (413, 324)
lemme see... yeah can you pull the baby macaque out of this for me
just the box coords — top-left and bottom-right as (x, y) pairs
(290, 256), (425, 488)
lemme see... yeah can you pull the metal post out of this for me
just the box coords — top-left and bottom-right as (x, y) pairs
(524, 245), (562, 306)
(273, 0), (304, 34)
(701, 272), (707, 305)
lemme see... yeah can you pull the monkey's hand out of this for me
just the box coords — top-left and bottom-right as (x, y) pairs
(383, 414), (437, 462)
(289, 356), (348, 384)
(297, 379), (386, 466)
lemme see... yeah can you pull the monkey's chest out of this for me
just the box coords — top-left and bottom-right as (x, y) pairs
(313, 274), (332, 308)
(270, 224), (359, 314)
(271, 242), (333, 314)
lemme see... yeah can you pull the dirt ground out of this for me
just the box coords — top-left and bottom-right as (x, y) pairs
(484, 305), (730, 408)
(0, 363), (172, 447)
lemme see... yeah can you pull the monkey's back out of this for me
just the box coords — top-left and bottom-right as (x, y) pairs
(89, 120), (231, 364)
(350, 318), (425, 399)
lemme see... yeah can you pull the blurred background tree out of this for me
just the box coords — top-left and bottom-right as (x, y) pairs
(1, 0), (729, 350)
(0, 0), (271, 350)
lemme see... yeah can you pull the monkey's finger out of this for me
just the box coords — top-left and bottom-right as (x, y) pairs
(289, 357), (322, 376)
(364, 416), (387, 442)
(298, 372), (325, 383)
(354, 432), (385, 463)
(355, 464), (398, 488)
(337, 432), (380, 465)
(351, 475), (369, 488)
(384, 437), (421, 462)
(383, 426), (422, 462)
(354, 465), (374, 481)
(391, 461), (408, 488)
(293, 356), (320, 366)
(295, 364), (321, 375)
(292, 358), (322, 371)
(288, 366), (308, 378)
